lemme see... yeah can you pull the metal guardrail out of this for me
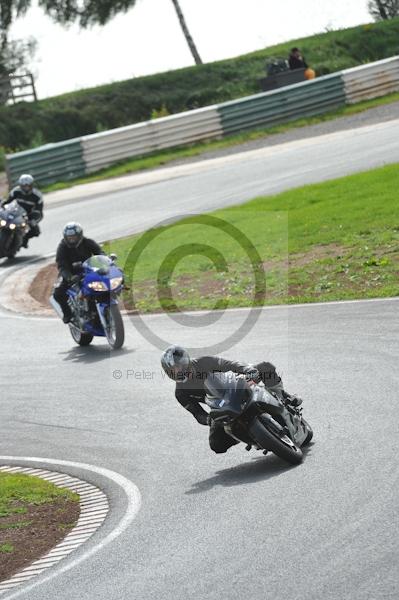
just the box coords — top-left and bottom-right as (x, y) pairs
(342, 56), (399, 103)
(81, 123), (154, 173)
(218, 73), (345, 136)
(6, 139), (85, 187)
(5, 56), (399, 186)
(81, 106), (222, 172)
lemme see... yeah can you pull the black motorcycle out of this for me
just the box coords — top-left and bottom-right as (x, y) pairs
(0, 201), (30, 259)
(205, 371), (313, 465)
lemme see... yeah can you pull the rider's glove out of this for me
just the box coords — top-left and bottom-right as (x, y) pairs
(69, 274), (80, 285)
(195, 412), (211, 426)
(29, 211), (42, 226)
(244, 366), (261, 383)
(284, 393), (303, 408)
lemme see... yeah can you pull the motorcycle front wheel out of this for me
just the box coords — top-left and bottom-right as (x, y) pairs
(69, 323), (93, 346)
(103, 304), (124, 349)
(249, 417), (303, 465)
(0, 229), (13, 258)
(301, 418), (313, 446)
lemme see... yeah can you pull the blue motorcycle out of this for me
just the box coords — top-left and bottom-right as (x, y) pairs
(51, 254), (125, 349)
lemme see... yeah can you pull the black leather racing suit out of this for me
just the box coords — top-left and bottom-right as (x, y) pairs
(175, 356), (282, 453)
(53, 237), (104, 318)
(2, 186), (44, 243)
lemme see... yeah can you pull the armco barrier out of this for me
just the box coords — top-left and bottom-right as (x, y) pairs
(150, 106), (223, 150)
(81, 122), (154, 173)
(5, 56), (399, 186)
(6, 139), (85, 187)
(342, 56), (399, 103)
(218, 73), (346, 136)
(81, 106), (222, 172)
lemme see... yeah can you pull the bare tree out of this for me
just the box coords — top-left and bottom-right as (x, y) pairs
(2, 0), (203, 65)
(170, 0), (202, 65)
(0, 36), (36, 104)
(368, 0), (399, 20)
(0, 0), (31, 60)
(0, 37), (36, 75)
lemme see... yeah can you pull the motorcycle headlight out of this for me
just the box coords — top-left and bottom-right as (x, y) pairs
(0, 220), (6, 227)
(9, 223), (16, 230)
(88, 281), (108, 292)
(110, 276), (123, 290)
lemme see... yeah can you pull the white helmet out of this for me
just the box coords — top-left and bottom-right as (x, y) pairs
(18, 174), (34, 195)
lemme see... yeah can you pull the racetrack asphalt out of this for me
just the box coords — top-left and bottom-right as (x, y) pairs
(0, 117), (398, 599)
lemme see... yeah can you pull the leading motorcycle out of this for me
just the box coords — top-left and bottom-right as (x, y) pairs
(50, 254), (125, 349)
(205, 371), (313, 464)
(0, 201), (30, 258)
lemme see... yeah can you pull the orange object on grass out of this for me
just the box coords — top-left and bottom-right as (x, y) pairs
(304, 68), (316, 80)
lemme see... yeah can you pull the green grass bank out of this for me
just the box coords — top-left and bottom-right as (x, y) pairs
(2, 18), (399, 152)
(105, 163), (399, 312)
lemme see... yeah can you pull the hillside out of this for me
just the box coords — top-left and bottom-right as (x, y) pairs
(1, 18), (399, 152)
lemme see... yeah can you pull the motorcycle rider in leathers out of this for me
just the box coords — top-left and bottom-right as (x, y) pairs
(161, 345), (302, 454)
(53, 222), (104, 323)
(1, 174), (43, 248)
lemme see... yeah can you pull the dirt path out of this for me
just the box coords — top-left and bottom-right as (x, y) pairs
(0, 497), (79, 582)
(29, 263), (57, 307)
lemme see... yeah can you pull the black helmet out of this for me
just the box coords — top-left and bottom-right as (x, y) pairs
(161, 345), (191, 382)
(63, 222), (83, 248)
(18, 173), (34, 195)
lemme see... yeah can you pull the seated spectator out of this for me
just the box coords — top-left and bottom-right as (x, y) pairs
(288, 47), (308, 70)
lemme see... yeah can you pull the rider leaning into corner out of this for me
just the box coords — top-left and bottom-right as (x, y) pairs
(161, 345), (303, 454)
(1, 174), (43, 248)
(53, 222), (104, 324)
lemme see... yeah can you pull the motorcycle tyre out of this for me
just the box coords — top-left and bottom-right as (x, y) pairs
(249, 417), (303, 465)
(0, 230), (12, 258)
(69, 323), (93, 346)
(104, 304), (124, 350)
(301, 418), (313, 446)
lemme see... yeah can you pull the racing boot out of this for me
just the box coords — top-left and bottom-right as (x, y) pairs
(267, 380), (303, 408)
(62, 306), (73, 324)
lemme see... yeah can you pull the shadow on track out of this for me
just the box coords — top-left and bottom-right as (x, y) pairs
(186, 444), (313, 495)
(59, 345), (135, 363)
(0, 254), (42, 267)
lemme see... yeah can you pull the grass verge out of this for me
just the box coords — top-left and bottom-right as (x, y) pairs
(43, 91), (399, 193)
(105, 163), (399, 312)
(0, 472), (78, 518)
(0, 471), (79, 582)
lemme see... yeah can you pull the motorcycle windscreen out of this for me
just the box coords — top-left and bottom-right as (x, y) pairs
(4, 201), (20, 213)
(84, 255), (112, 275)
(2, 202), (26, 222)
(204, 371), (251, 414)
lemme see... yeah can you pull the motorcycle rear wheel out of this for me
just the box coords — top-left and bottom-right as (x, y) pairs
(249, 417), (303, 465)
(69, 324), (93, 346)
